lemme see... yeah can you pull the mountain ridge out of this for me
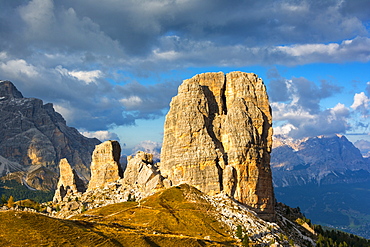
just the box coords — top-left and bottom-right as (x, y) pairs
(0, 80), (101, 191)
(271, 134), (370, 187)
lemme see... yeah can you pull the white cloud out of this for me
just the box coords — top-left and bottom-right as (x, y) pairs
(269, 71), (350, 139)
(68, 70), (102, 84)
(277, 43), (340, 57)
(0, 52), (7, 60)
(351, 92), (369, 110)
(273, 123), (297, 136)
(80, 130), (119, 142)
(274, 37), (370, 64)
(153, 49), (180, 61)
(132, 140), (161, 160)
(55, 66), (102, 84)
(54, 104), (75, 123)
(351, 92), (370, 119)
(273, 103), (351, 139)
(0, 59), (39, 79)
(119, 96), (143, 109)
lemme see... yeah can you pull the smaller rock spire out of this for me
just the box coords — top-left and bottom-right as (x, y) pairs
(53, 158), (86, 203)
(87, 140), (123, 191)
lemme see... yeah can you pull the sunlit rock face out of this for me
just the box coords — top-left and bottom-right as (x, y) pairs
(53, 158), (86, 203)
(160, 72), (275, 221)
(122, 151), (164, 194)
(87, 140), (123, 191)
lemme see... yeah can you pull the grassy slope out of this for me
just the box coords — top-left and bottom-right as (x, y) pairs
(0, 211), (118, 246)
(1, 184), (237, 246)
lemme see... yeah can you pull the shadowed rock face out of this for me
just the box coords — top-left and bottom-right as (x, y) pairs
(87, 140), (123, 191)
(0, 81), (101, 190)
(160, 72), (275, 221)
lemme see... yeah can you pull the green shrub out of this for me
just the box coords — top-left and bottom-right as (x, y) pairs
(236, 225), (243, 239)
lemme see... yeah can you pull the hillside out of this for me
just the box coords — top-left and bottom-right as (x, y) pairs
(1, 184), (317, 246)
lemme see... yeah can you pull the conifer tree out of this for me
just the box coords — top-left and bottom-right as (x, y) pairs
(1, 194), (7, 204)
(236, 225), (243, 239)
(7, 195), (14, 208)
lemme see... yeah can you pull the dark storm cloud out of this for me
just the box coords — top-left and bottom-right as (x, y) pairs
(58, 0), (368, 52)
(0, 0), (369, 133)
(2, 0), (369, 62)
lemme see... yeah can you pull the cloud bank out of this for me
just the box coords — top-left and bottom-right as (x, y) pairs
(0, 0), (369, 137)
(268, 68), (369, 139)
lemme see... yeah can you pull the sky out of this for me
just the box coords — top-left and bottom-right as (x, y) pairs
(1, 0), (370, 155)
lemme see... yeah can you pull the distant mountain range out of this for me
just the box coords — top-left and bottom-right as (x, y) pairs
(0, 80), (100, 191)
(271, 134), (370, 239)
(271, 134), (370, 187)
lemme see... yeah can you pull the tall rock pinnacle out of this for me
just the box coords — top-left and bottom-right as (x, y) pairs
(87, 140), (123, 191)
(53, 158), (86, 203)
(160, 72), (275, 221)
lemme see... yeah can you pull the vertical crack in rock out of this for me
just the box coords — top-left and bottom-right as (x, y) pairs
(53, 158), (86, 203)
(87, 140), (122, 191)
(160, 71), (275, 221)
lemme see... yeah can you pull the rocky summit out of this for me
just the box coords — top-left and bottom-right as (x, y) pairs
(160, 72), (275, 221)
(0, 81), (101, 190)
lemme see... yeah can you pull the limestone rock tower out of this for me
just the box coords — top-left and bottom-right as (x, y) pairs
(53, 158), (86, 203)
(87, 140), (123, 191)
(160, 72), (275, 221)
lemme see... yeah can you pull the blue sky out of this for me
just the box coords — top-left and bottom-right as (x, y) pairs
(1, 0), (369, 155)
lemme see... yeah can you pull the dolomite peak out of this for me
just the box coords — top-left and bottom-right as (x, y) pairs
(160, 71), (275, 221)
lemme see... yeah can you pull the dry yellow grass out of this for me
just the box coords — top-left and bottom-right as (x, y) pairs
(0, 184), (237, 246)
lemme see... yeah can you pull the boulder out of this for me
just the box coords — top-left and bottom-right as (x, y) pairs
(122, 151), (163, 194)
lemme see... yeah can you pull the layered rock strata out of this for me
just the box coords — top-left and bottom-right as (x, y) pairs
(0, 80), (101, 190)
(160, 72), (275, 221)
(87, 140), (123, 191)
(53, 158), (86, 203)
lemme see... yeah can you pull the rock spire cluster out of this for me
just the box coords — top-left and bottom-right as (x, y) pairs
(53, 71), (275, 221)
(160, 72), (275, 220)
